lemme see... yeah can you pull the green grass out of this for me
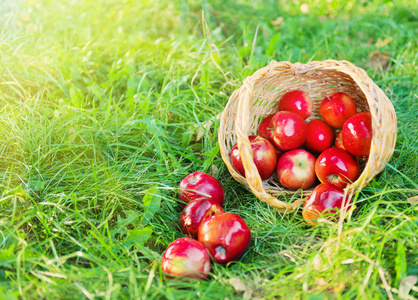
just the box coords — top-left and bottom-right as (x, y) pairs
(1, 0), (418, 299)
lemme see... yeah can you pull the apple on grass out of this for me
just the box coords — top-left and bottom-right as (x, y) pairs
(268, 111), (308, 151)
(179, 199), (224, 239)
(315, 147), (359, 188)
(161, 238), (211, 280)
(302, 183), (352, 226)
(276, 149), (317, 190)
(178, 172), (225, 206)
(320, 92), (357, 128)
(342, 112), (372, 158)
(198, 212), (251, 265)
(304, 119), (335, 154)
(278, 90), (313, 119)
(257, 114), (275, 140)
(230, 135), (277, 180)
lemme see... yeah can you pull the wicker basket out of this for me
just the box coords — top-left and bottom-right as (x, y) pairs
(218, 60), (397, 213)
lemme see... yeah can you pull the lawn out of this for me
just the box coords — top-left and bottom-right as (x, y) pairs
(1, 0), (417, 299)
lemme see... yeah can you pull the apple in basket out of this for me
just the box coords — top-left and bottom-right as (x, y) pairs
(179, 199), (224, 239)
(320, 92), (357, 128)
(198, 212), (251, 264)
(304, 119), (335, 154)
(334, 131), (346, 151)
(302, 183), (352, 226)
(257, 114), (275, 140)
(342, 112), (373, 158)
(230, 135), (277, 180)
(315, 147), (359, 188)
(178, 172), (225, 206)
(161, 237), (211, 279)
(278, 90), (313, 120)
(276, 149), (316, 190)
(268, 111), (308, 151)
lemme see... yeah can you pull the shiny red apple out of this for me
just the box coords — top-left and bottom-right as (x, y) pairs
(320, 92), (357, 128)
(334, 131), (346, 151)
(342, 112), (373, 158)
(302, 183), (351, 226)
(178, 172), (225, 206)
(268, 111), (308, 151)
(179, 199), (224, 239)
(315, 147), (359, 188)
(276, 149), (317, 190)
(257, 114), (275, 139)
(161, 238), (211, 279)
(230, 135), (277, 180)
(278, 90), (313, 119)
(304, 119), (335, 154)
(198, 212), (251, 264)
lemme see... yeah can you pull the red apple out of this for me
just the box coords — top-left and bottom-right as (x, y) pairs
(198, 212), (251, 264)
(315, 147), (359, 188)
(230, 135), (277, 180)
(304, 119), (335, 154)
(257, 114), (275, 139)
(268, 111), (308, 151)
(161, 238), (211, 279)
(278, 90), (313, 119)
(302, 183), (351, 226)
(320, 92), (357, 128)
(179, 199), (224, 239)
(276, 149), (317, 190)
(342, 112), (372, 158)
(178, 172), (225, 206)
(334, 131), (345, 151)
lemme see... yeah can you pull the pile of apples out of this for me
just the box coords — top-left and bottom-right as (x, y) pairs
(231, 90), (373, 225)
(160, 91), (373, 279)
(161, 172), (251, 280)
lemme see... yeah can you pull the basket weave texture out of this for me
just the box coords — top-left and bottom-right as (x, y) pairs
(219, 60), (397, 213)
